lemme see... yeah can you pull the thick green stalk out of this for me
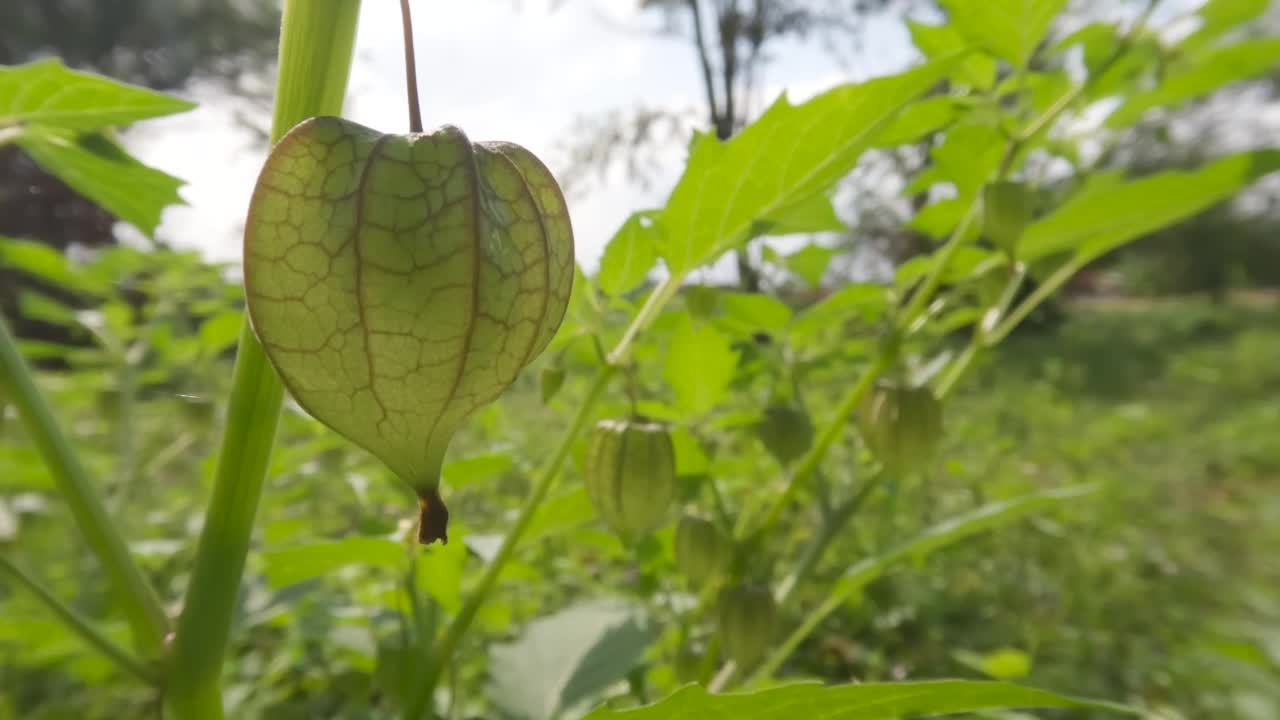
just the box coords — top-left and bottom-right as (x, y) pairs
(0, 554), (157, 685)
(164, 3), (361, 718)
(0, 318), (168, 657)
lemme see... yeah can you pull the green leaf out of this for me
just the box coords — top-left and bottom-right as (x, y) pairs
(524, 488), (596, 540)
(670, 427), (711, 476)
(655, 56), (960, 273)
(0, 237), (106, 295)
(875, 96), (959, 147)
(442, 451), (513, 489)
(663, 313), (739, 415)
(718, 292), (793, 335)
(928, 123), (1006, 198)
(16, 127), (185, 237)
(753, 193), (847, 236)
(1184, 0), (1269, 51)
(581, 680), (1129, 719)
(0, 58), (195, 130)
(954, 648), (1033, 680)
(260, 537), (404, 587)
(940, 0), (1070, 69)
(489, 598), (656, 720)
(784, 244), (838, 287)
(907, 22), (997, 89)
(1021, 150), (1280, 262)
(835, 487), (1096, 600)
(198, 311), (244, 353)
(597, 211), (660, 296)
(788, 283), (889, 345)
(1107, 38), (1280, 127)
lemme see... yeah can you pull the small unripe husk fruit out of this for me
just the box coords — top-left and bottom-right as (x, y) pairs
(583, 417), (675, 536)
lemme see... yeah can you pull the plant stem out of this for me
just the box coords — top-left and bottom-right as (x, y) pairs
(164, 3), (362, 718)
(0, 555), (158, 685)
(0, 318), (168, 658)
(405, 365), (615, 719)
(774, 475), (881, 605)
(399, 0), (424, 134)
(753, 348), (892, 537)
(608, 274), (684, 366)
(986, 258), (1085, 345)
(897, 202), (983, 331)
(935, 262), (1027, 399)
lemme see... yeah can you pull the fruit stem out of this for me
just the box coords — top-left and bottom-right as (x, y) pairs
(416, 487), (449, 544)
(399, 0), (424, 133)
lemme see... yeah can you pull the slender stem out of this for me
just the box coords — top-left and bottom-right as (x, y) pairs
(165, 3), (362, 718)
(774, 475), (880, 605)
(0, 318), (168, 658)
(399, 0), (424, 133)
(987, 258), (1084, 346)
(752, 348), (892, 538)
(405, 365), (616, 719)
(896, 201), (982, 331)
(0, 555), (158, 685)
(935, 262), (1027, 399)
(607, 274), (684, 366)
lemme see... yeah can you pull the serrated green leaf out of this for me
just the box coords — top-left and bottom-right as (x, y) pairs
(940, 0), (1069, 69)
(0, 58), (195, 130)
(1184, 0), (1269, 51)
(582, 679), (1130, 719)
(16, 127), (185, 237)
(490, 598), (656, 720)
(753, 193), (847, 236)
(907, 21), (997, 89)
(597, 211), (660, 296)
(1021, 150), (1280, 262)
(875, 95), (959, 147)
(655, 56), (960, 273)
(1107, 38), (1280, 127)
(663, 312), (739, 415)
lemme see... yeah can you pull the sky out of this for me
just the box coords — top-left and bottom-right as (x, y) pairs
(124, 0), (919, 274)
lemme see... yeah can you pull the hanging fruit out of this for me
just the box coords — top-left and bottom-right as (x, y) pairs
(674, 513), (731, 584)
(856, 381), (944, 474)
(243, 117), (574, 544)
(754, 403), (814, 465)
(717, 583), (777, 671)
(582, 417), (675, 536)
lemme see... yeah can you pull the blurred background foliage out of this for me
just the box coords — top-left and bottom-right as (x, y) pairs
(2, 1), (1279, 719)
